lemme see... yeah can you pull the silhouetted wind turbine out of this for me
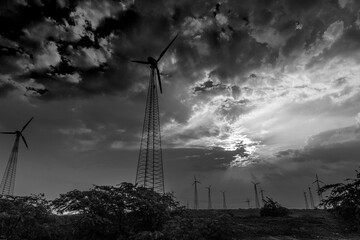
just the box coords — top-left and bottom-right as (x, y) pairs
(308, 187), (315, 209)
(193, 176), (201, 209)
(304, 192), (309, 210)
(0, 117), (33, 196)
(313, 174), (324, 202)
(252, 182), (260, 208)
(133, 34), (178, 193)
(205, 185), (212, 209)
(221, 191), (227, 209)
(260, 186), (265, 206)
(245, 198), (251, 209)
(131, 34), (178, 94)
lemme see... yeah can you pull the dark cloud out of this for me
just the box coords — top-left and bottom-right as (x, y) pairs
(2, 0), (358, 100)
(192, 79), (227, 94)
(276, 125), (360, 164)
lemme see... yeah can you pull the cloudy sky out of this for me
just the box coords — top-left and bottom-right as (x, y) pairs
(1, 0), (360, 208)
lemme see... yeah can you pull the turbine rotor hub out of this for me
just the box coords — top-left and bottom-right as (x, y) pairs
(147, 57), (157, 67)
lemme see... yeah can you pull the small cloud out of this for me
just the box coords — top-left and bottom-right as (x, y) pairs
(110, 141), (125, 149)
(338, 0), (349, 9)
(355, 113), (360, 127)
(59, 127), (92, 135)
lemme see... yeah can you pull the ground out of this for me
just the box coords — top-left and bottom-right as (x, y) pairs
(186, 209), (360, 240)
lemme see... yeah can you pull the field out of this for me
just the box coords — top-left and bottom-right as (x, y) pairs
(185, 209), (360, 240)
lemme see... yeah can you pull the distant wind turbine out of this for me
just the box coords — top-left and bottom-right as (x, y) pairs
(193, 176), (201, 209)
(245, 198), (251, 209)
(252, 182), (260, 208)
(0, 117), (33, 196)
(221, 191), (227, 209)
(304, 192), (309, 210)
(205, 185), (212, 209)
(260, 186), (265, 207)
(308, 187), (315, 209)
(313, 174), (324, 202)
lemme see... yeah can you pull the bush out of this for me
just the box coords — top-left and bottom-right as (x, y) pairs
(0, 194), (62, 240)
(320, 169), (360, 231)
(52, 182), (182, 239)
(162, 212), (239, 240)
(260, 197), (290, 217)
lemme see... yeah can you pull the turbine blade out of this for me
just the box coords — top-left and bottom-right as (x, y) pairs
(21, 134), (29, 149)
(21, 117), (34, 133)
(0, 131), (16, 134)
(131, 60), (149, 64)
(156, 67), (163, 94)
(157, 34), (178, 61)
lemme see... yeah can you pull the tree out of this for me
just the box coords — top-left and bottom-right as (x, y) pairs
(320, 169), (360, 231)
(260, 197), (290, 217)
(0, 194), (59, 240)
(52, 182), (182, 239)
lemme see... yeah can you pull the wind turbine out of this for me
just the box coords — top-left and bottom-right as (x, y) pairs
(205, 185), (212, 209)
(313, 174), (324, 202)
(133, 34), (178, 193)
(245, 198), (251, 209)
(260, 186), (265, 206)
(304, 192), (309, 210)
(193, 176), (201, 209)
(308, 187), (315, 209)
(252, 182), (260, 208)
(0, 117), (33, 196)
(221, 191), (227, 209)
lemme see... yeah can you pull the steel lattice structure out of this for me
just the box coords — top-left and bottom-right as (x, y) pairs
(0, 135), (19, 195)
(135, 67), (164, 193)
(0, 117), (33, 196)
(133, 35), (178, 193)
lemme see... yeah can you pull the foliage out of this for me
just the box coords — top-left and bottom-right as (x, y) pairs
(0, 194), (61, 240)
(260, 197), (290, 217)
(320, 169), (360, 231)
(162, 211), (239, 240)
(52, 182), (182, 240)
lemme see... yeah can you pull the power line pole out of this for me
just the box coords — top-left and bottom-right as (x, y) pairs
(304, 192), (309, 210)
(308, 187), (315, 209)
(186, 200), (189, 209)
(205, 185), (212, 209)
(221, 191), (227, 209)
(252, 182), (260, 208)
(193, 176), (200, 209)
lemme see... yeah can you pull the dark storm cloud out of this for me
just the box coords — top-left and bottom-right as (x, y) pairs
(192, 78), (227, 94)
(165, 146), (249, 172)
(276, 125), (360, 165)
(1, 0), (360, 101)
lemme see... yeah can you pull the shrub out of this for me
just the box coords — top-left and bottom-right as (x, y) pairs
(0, 194), (61, 240)
(260, 197), (290, 217)
(162, 212), (239, 240)
(52, 182), (182, 239)
(320, 169), (360, 231)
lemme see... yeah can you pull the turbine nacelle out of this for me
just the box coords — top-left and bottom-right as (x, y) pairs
(131, 34), (178, 94)
(0, 117), (33, 149)
(147, 57), (158, 66)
